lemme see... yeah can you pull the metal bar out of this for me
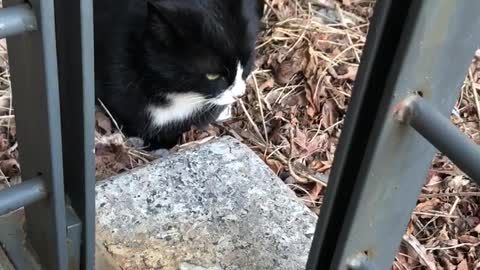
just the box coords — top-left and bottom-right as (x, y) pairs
(0, 209), (42, 270)
(54, 0), (96, 268)
(0, 4), (37, 39)
(346, 253), (376, 270)
(306, 0), (414, 268)
(4, 0), (69, 268)
(395, 95), (480, 182)
(306, 0), (480, 269)
(0, 177), (46, 216)
(66, 205), (82, 270)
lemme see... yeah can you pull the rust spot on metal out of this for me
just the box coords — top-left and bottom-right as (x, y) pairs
(393, 95), (421, 124)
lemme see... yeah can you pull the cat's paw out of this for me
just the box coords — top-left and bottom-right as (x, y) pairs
(125, 137), (145, 148)
(150, 148), (170, 158)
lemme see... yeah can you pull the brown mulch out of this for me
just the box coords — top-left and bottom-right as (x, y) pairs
(0, 0), (479, 269)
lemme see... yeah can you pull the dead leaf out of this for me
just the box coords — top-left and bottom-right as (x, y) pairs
(0, 159), (20, 177)
(258, 78), (275, 92)
(316, 0), (336, 8)
(0, 134), (8, 152)
(336, 66), (358, 81)
(474, 224), (480, 234)
(270, 0), (296, 20)
(282, 92), (307, 107)
(457, 260), (468, 270)
(458, 235), (478, 244)
(320, 99), (338, 129)
(448, 175), (469, 190)
(415, 199), (440, 212)
(307, 106), (316, 118)
(293, 128), (324, 157)
(309, 183), (323, 200)
(96, 111), (113, 135)
(266, 159), (283, 175)
(403, 234), (437, 270)
(274, 49), (307, 85)
(304, 47), (319, 79)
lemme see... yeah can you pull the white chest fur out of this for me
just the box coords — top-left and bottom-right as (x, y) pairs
(147, 63), (246, 128)
(147, 93), (207, 127)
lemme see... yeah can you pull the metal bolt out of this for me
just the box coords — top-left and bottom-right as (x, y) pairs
(346, 253), (376, 270)
(393, 94), (419, 124)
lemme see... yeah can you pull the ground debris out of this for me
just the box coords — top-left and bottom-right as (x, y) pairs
(90, 1), (479, 267)
(0, 0), (478, 268)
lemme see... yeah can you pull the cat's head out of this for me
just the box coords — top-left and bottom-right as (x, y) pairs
(142, 0), (264, 106)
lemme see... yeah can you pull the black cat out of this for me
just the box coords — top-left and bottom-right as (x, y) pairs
(94, 0), (264, 149)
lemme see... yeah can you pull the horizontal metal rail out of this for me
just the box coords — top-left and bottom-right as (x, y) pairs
(0, 177), (46, 216)
(395, 95), (480, 182)
(0, 4), (37, 39)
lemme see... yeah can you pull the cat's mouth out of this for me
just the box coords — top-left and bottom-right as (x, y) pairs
(210, 92), (244, 106)
(210, 63), (247, 106)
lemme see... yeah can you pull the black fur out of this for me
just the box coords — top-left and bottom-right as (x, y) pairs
(94, 0), (263, 149)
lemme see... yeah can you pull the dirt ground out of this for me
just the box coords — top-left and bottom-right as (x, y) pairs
(0, 0), (479, 269)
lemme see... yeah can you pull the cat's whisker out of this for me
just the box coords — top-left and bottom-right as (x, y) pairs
(184, 99), (208, 107)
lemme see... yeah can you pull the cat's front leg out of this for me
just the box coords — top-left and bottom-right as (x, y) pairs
(144, 132), (182, 151)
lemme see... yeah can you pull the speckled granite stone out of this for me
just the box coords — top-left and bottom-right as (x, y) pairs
(96, 136), (317, 270)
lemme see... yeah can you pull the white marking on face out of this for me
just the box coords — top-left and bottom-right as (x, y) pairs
(213, 63), (246, 105)
(148, 93), (206, 127)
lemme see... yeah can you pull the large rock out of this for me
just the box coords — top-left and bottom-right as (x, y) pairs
(96, 136), (317, 270)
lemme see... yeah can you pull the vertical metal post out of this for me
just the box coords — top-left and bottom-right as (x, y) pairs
(53, 0), (96, 268)
(4, 0), (69, 268)
(66, 205), (83, 270)
(306, 0), (480, 269)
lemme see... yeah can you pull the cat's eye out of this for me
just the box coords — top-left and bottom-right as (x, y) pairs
(206, 73), (221, 81)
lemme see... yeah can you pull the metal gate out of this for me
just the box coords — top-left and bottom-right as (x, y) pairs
(0, 0), (478, 270)
(307, 1), (480, 269)
(0, 0), (95, 269)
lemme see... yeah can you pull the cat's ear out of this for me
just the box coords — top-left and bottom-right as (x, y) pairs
(146, 0), (173, 25)
(146, 0), (190, 21)
(145, 0), (182, 45)
(145, 0), (190, 38)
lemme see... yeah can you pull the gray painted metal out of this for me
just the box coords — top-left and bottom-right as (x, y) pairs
(54, 0), (96, 267)
(66, 205), (82, 270)
(0, 177), (46, 216)
(4, 0), (69, 268)
(395, 95), (480, 182)
(306, 0), (480, 269)
(0, 209), (42, 270)
(330, 1), (480, 269)
(0, 4), (36, 39)
(346, 253), (376, 270)
(0, 246), (15, 270)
